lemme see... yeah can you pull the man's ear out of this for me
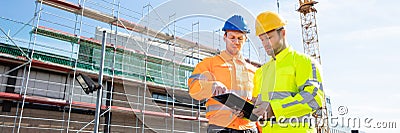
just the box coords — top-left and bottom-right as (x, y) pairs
(223, 34), (227, 43)
(281, 29), (286, 37)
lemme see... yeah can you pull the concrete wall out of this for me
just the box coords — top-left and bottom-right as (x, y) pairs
(0, 65), (9, 92)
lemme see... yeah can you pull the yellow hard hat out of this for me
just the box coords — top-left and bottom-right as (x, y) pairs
(255, 11), (287, 36)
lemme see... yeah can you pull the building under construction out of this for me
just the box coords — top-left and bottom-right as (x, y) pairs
(0, 0), (237, 132)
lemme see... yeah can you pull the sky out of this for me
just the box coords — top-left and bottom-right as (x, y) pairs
(1, 0), (400, 133)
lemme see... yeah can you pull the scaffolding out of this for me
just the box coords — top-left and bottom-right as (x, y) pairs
(0, 0), (228, 132)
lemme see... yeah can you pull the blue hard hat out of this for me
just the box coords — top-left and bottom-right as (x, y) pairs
(222, 15), (250, 33)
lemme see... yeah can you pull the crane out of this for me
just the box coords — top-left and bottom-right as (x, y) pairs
(297, 0), (321, 63)
(297, 0), (329, 133)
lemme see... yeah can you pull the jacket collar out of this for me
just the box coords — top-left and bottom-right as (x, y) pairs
(272, 46), (292, 62)
(219, 50), (246, 63)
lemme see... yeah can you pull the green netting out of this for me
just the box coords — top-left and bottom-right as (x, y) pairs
(0, 43), (26, 57)
(33, 53), (73, 66)
(0, 43), (75, 67)
(31, 27), (194, 90)
(34, 28), (79, 44)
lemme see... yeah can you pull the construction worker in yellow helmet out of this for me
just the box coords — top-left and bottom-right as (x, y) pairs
(188, 15), (259, 133)
(251, 11), (325, 133)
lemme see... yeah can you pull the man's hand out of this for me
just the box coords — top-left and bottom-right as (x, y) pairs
(212, 81), (227, 96)
(252, 95), (270, 120)
(232, 109), (245, 118)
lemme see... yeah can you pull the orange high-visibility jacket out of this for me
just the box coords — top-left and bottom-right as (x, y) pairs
(188, 50), (257, 130)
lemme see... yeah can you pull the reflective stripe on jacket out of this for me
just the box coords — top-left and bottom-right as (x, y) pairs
(188, 50), (257, 130)
(253, 46), (324, 132)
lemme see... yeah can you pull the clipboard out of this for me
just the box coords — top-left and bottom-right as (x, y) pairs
(211, 93), (259, 121)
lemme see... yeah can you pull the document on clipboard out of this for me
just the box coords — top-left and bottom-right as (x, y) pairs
(211, 93), (260, 121)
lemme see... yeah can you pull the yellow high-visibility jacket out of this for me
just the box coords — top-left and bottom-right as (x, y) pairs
(253, 46), (324, 133)
(188, 50), (257, 130)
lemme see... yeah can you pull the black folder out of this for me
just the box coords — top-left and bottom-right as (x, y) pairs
(211, 93), (259, 121)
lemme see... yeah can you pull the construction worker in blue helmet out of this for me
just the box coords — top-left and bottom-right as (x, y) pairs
(188, 15), (259, 133)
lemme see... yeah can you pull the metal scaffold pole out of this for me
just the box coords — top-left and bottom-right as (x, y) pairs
(94, 30), (107, 133)
(196, 21), (200, 133)
(104, 0), (120, 132)
(170, 12), (177, 133)
(142, 3), (150, 132)
(67, 0), (85, 131)
(167, 12), (176, 132)
(17, 0), (43, 132)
